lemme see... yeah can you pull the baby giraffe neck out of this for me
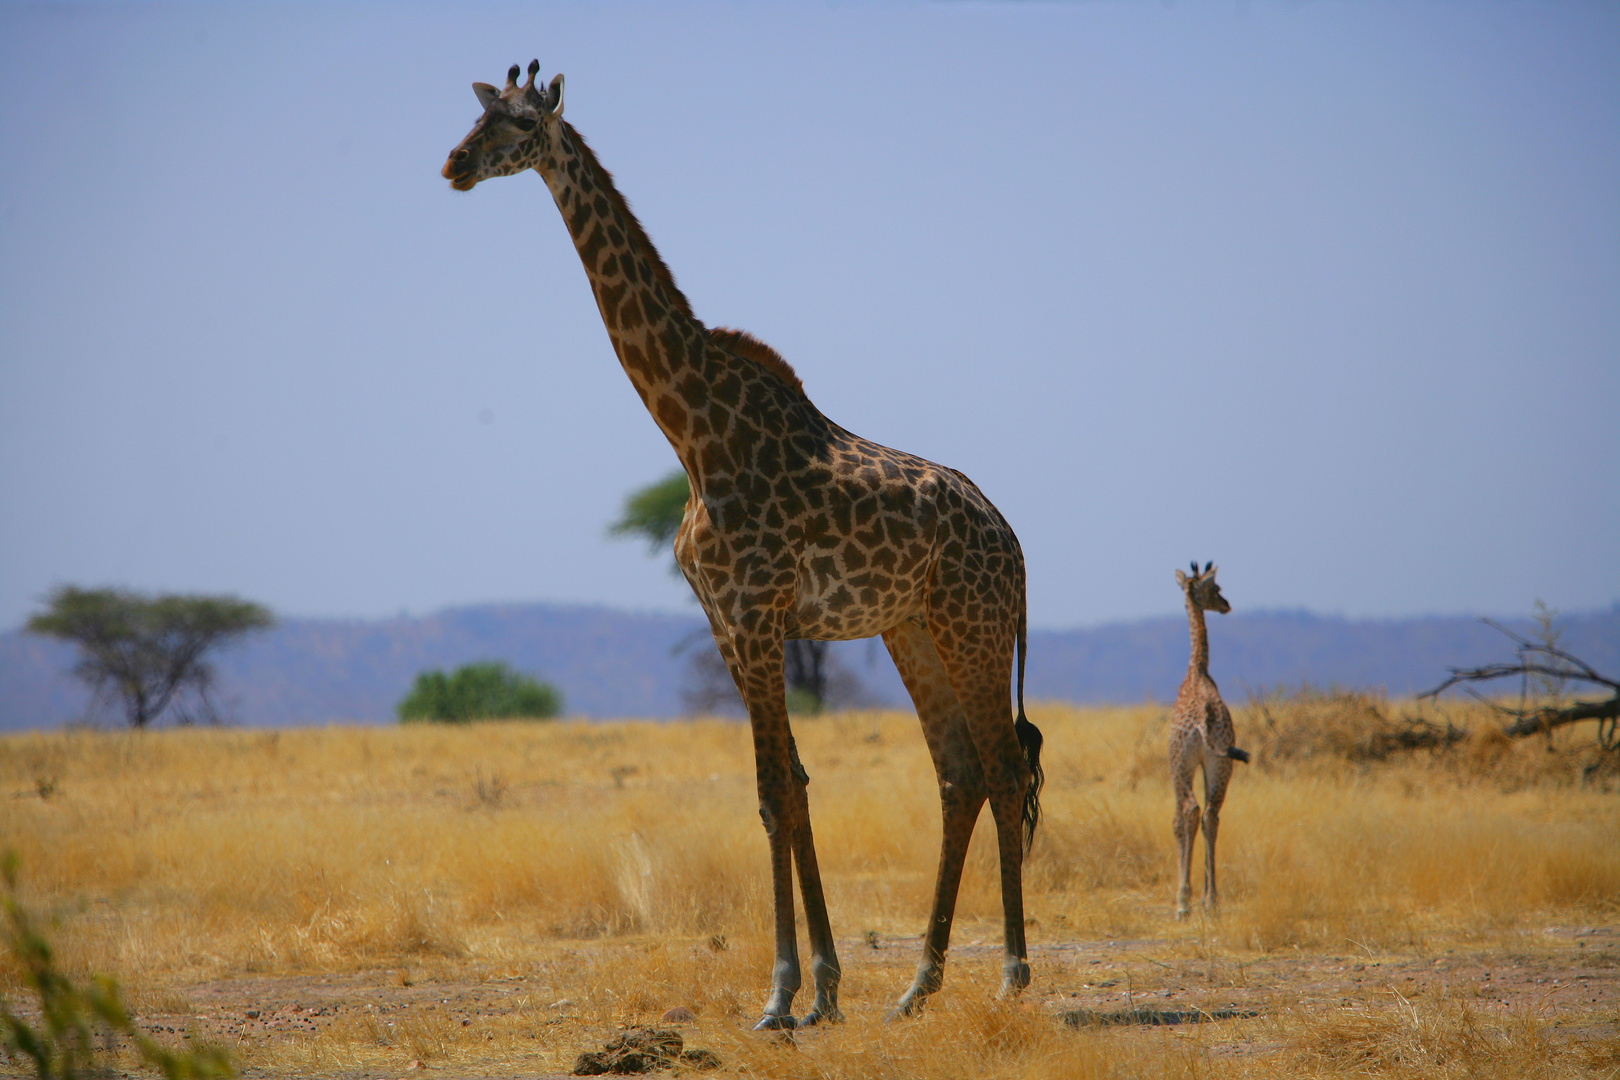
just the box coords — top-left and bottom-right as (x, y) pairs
(1186, 596), (1210, 676)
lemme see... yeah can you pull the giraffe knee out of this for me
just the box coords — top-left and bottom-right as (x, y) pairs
(938, 774), (984, 816)
(788, 737), (810, 788)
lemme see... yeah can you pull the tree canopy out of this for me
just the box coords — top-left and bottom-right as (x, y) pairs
(397, 661), (562, 723)
(608, 468), (838, 713)
(607, 469), (690, 555)
(26, 586), (273, 728)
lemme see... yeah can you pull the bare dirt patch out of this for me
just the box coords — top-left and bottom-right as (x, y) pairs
(94, 923), (1618, 1079)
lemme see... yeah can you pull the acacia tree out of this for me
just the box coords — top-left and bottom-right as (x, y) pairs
(26, 586), (273, 728)
(609, 469), (841, 713)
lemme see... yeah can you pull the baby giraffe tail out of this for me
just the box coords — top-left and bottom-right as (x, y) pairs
(1225, 747), (1251, 764)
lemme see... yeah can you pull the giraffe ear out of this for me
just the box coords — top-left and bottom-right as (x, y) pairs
(1175, 569), (1189, 587)
(1207, 564), (1218, 579)
(473, 82), (500, 110)
(545, 73), (565, 118)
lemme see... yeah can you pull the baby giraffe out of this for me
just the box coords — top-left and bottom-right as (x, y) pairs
(1169, 561), (1249, 919)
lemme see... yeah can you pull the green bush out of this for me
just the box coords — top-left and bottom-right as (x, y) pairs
(396, 661), (562, 723)
(0, 852), (234, 1079)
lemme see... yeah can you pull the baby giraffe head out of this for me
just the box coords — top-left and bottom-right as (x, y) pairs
(1175, 560), (1231, 615)
(442, 59), (565, 190)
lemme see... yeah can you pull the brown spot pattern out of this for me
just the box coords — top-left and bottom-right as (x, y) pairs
(443, 65), (1039, 1027)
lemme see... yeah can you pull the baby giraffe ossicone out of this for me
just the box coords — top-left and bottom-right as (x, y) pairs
(1169, 561), (1248, 919)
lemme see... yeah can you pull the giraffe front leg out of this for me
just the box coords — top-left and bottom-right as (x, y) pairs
(748, 730), (809, 1030)
(755, 800), (801, 1029)
(786, 736), (843, 1026)
(725, 623), (809, 1032)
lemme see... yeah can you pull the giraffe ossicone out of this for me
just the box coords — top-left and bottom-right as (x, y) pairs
(442, 60), (1043, 1028)
(1168, 562), (1248, 920)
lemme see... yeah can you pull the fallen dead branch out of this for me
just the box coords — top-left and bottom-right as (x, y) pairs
(1422, 617), (1619, 750)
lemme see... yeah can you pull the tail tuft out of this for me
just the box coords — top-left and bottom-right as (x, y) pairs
(1226, 746), (1250, 764)
(1013, 562), (1042, 853)
(1016, 711), (1044, 853)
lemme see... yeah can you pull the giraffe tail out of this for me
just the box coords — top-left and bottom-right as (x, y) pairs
(1226, 747), (1251, 764)
(1015, 586), (1044, 854)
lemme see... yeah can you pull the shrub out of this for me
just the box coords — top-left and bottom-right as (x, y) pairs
(0, 852), (233, 1078)
(396, 662), (561, 723)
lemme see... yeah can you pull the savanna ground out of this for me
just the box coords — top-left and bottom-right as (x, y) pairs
(2, 695), (1617, 1079)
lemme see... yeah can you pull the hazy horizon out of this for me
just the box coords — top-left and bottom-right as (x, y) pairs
(3, 1), (1616, 634)
(8, 591), (1615, 640)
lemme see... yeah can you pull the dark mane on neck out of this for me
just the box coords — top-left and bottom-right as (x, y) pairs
(560, 120), (696, 324)
(708, 327), (806, 397)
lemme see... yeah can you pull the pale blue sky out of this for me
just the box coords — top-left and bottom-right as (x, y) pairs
(2, 1), (1616, 632)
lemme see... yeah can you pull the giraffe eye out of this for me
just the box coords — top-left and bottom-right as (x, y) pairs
(512, 116), (538, 132)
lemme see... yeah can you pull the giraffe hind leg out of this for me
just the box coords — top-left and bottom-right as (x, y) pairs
(922, 607), (1032, 998)
(1170, 735), (1202, 919)
(1201, 756), (1234, 912)
(881, 619), (987, 1018)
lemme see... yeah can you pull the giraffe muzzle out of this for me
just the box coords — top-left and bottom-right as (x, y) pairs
(442, 149), (478, 190)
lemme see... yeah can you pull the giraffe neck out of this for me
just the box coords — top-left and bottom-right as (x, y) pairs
(533, 121), (707, 455)
(1185, 596), (1210, 677)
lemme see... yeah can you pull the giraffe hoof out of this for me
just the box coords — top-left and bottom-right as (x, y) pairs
(799, 1007), (844, 1027)
(752, 1014), (797, 1032)
(884, 999), (925, 1022)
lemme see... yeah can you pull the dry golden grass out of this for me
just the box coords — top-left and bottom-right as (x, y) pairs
(1, 697), (1616, 1077)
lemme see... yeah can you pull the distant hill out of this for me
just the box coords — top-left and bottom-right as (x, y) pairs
(2, 602), (1615, 730)
(1024, 607), (1620, 705)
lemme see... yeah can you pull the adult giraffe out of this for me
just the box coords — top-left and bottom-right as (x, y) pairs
(443, 61), (1043, 1029)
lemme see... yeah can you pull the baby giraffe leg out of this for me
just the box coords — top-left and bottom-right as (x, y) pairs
(1173, 790), (1201, 919)
(1201, 757), (1233, 912)
(1170, 730), (1202, 919)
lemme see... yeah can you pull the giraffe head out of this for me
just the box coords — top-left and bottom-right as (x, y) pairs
(442, 60), (565, 191)
(1175, 561), (1231, 614)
